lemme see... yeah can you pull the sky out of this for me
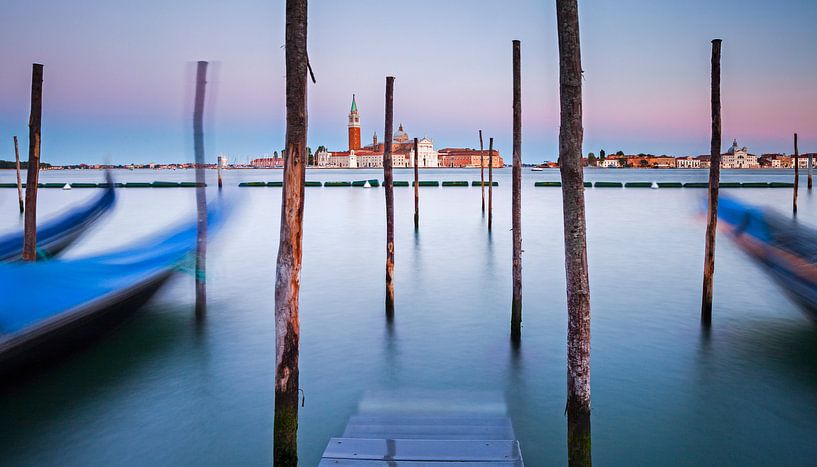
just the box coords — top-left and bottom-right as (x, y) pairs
(0, 0), (815, 165)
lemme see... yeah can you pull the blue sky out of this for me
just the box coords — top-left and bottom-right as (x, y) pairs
(0, 0), (815, 164)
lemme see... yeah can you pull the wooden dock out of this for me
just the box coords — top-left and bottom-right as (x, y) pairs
(319, 391), (524, 466)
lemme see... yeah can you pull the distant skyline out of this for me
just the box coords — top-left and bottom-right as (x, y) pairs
(1, 0), (815, 164)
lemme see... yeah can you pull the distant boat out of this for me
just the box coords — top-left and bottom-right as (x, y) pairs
(0, 185), (116, 261)
(717, 196), (817, 321)
(0, 201), (228, 377)
(531, 167), (544, 172)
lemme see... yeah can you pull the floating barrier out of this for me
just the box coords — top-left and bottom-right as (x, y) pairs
(351, 179), (380, 187)
(413, 181), (440, 187)
(595, 181), (623, 188)
(123, 182), (152, 188)
(42, 182), (67, 188)
(367, 179), (381, 187)
(179, 181), (205, 187)
(98, 182), (124, 188)
(239, 181), (266, 187)
(770, 182), (794, 188)
(305, 181), (322, 187)
(70, 183), (99, 188)
(720, 182), (741, 188)
(658, 182), (683, 188)
(584, 182), (592, 187)
(389, 181), (410, 187)
(471, 181), (498, 186)
(535, 181), (561, 187)
(683, 182), (708, 188)
(267, 181), (283, 187)
(151, 181), (181, 188)
(741, 182), (769, 188)
(442, 181), (469, 187)
(624, 182), (652, 188)
(324, 181), (351, 187)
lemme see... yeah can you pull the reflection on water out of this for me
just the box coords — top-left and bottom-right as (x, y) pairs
(1, 169), (817, 465)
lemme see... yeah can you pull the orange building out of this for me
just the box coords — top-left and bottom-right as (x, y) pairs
(438, 148), (503, 168)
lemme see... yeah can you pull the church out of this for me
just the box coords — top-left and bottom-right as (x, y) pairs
(315, 95), (440, 168)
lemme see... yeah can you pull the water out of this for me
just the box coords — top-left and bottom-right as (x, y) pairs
(2, 168), (817, 465)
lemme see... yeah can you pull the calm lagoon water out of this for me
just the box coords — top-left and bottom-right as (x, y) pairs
(1, 168), (817, 465)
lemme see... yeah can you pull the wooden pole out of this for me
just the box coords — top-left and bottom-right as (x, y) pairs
(413, 137), (419, 229)
(488, 137), (494, 231)
(274, 0), (308, 464)
(793, 133), (799, 214)
(14, 136), (23, 213)
(480, 130), (485, 212)
(22, 64), (43, 262)
(193, 61), (208, 318)
(808, 145), (813, 190)
(701, 39), (722, 326)
(556, 1), (591, 465)
(511, 40), (523, 343)
(384, 76), (396, 317)
(217, 156), (223, 190)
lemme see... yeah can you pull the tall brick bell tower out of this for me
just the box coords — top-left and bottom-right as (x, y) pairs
(348, 94), (361, 151)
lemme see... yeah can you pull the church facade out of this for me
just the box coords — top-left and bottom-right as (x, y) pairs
(316, 95), (440, 168)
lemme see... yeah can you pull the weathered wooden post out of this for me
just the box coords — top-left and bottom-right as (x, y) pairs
(701, 39), (722, 326)
(808, 146), (813, 190)
(511, 40), (523, 343)
(480, 130), (485, 212)
(217, 156), (223, 190)
(13, 136), (23, 213)
(384, 76), (396, 316)
(22, 64), (43, 262)
(193, 61), (208, 318)
(274, 0), (308, 464)
(556, 1), (592, 465)
(793, 133), (799, 214)
(488, 137), (494, 231)
(413, 137), (419, 229)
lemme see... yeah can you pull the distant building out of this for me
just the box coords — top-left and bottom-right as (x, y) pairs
(251, 156), (284, 168)
(438, 148), (503, 168)
(721, 139), (759, 168)
(676, 156), (701, 169)
(316, 95), (439, 168)
(217, 155), (228, 168)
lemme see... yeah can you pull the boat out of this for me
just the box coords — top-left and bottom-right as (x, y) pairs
(531, 167), (544, 172)
(0, 184), (116, 262)
(717, 195), (817, 321)
(0, 201), (228, 377)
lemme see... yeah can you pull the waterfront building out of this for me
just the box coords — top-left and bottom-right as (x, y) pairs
(315, 95), (439, 168)
(437, 148), (504, 168)
(676, 156), (701, 169)
(598, 157), (620, 168)
(721, 139), (759, 168)
(217, 155), (228, 168)
(250, 156), (284, 168)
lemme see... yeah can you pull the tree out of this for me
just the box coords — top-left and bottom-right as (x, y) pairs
(619, 158), (628, 168)
(587, 153), (597, 166)
(274, 150), (279, 158)
(616, 150), (624, 156)
(639, 159), (649, 167)
(307, 146), (313, 166)
(599, 149), (605, 161)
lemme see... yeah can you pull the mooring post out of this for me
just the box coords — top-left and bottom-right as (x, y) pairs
(511, 40), (523, 343)
(274, 0), (308, 464)
(384, 76), (396, 317)
(808, 146), (813, 190)
(193, 61), (208, 318)
(413, 137), (419, 229)
(480, 129), (485, 212)
(14, 136), (23, 213)
(794, 133), (799, 214)
(556, 1), (592, 465)
(488, 137), (494, 232)
(701, 39), (722, 326)
(217, 157), (223, 190)
(22, 64), (43, 262)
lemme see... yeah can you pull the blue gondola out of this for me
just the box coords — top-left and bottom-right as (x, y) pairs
(0, 201), (227, 377)
(717, 195), (817, 321)
(0, 185), (116, 261)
